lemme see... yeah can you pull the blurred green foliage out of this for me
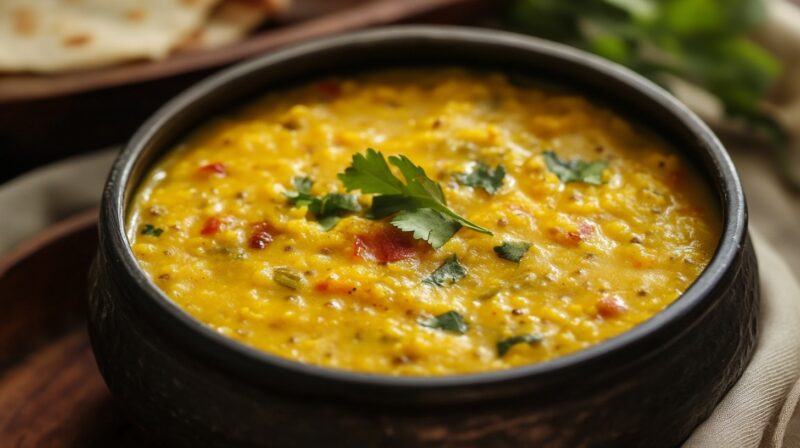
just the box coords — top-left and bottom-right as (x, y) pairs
(507, 0), (798, 188)
(507, 0), (780, 116)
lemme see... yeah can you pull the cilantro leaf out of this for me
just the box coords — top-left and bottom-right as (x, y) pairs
(338, 149), (492, 247)
(391, 209), (461, 249)
(284, 176), (315, 206)
(455, 162), (506, 194)
(419, 310), (469, 334)
(292, 176), (313, 195)
(285, 176), (360, 230)
(141, 224), (163, 237)
(368, 194), (418, 219)
(543, 151), (608, 185)
(497, 334), (543, 357)
(389, 154), (447, 203)
(316, 216), (342, 231)
(494, 241), (532, 263)
(423, 255), (467, 286)
(311, 193), (361, 231)
(337, 148), (405, 195)
(308, 193), (361, 216)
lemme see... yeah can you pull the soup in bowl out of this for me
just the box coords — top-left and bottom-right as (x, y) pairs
(89, 27), (756, 448)
(127, 69), (719, 376)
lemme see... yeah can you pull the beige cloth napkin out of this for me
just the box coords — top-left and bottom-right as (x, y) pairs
(0, 147), (799, 447)
(685, 229), (800, 448)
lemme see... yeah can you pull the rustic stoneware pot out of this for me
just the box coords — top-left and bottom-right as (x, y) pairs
(89, 26), (758, 448)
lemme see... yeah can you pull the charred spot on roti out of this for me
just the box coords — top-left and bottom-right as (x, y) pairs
(12, 7), (38, 36)
(62, 33), (92, 47)
(125, 9), (146, 22)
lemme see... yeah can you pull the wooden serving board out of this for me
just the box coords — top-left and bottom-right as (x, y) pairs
(0, 210), (149, 447)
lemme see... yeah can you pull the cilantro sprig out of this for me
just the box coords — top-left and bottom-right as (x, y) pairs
(455, 162), (506, 194)
(338, 149), (492, 248)
(284, 176), (361, 231)
(543, 151), (607, 185)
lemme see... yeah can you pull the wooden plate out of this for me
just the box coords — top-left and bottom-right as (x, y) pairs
(0, 0), (495, 102)
(0, 0), (498, 183)
(0, 210), (148, 447)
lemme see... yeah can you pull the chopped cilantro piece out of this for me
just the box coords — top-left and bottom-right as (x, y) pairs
(419, 310), (469, 334)
(497, 334), (543, 357)
(494, 241), (532, 263)
(141, 224), (163, 237)
(284, 176), (360, 231)
(291, 176), (313, 195)
(423, 255), (467, 286)
(455, 162), (506, 194)
(543, 151), (607, 185)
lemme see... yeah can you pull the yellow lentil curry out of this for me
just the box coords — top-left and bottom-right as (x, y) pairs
(128, 69), (720, 376)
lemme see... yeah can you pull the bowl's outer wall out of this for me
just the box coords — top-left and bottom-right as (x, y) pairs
(89, 27), (758, 447)
(90, 236), (758, 447)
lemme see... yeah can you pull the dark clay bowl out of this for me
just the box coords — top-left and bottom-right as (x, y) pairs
(89, 26), (758, 448)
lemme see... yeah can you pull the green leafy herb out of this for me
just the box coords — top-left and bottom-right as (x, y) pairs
(141, 224), (163, 237)
(455, 162), (506, 194)
(543, 151), (607, 185)
(497, 334), (543, 357)
(285, 176), (361, 231)
(391, 209), (462, 250)
(423, 255), (467, 286)
(287, 176), (313, 197)
(338, 149), (492, 247)
(308, 194), (361, 231)
(419, 310), (469, 334)
(494, 241), (532, 263)
(273, 267), (303, 290)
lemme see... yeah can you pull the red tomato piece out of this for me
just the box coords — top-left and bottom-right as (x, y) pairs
(249, 221), (275, 250)
(596, 295), (628, 319)
(353, 226), (418, 263)
(198, 162), (226, 176)
(201, 216), (224, 236)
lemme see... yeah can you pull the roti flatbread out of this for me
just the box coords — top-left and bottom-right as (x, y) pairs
(0, 0), (222, 73)
(179, 0), (290, 51)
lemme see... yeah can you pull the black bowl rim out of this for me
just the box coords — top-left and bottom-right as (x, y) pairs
(101, 25), (746, 391)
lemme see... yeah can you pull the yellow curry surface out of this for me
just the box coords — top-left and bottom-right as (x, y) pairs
(128, 69), (719, 375)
